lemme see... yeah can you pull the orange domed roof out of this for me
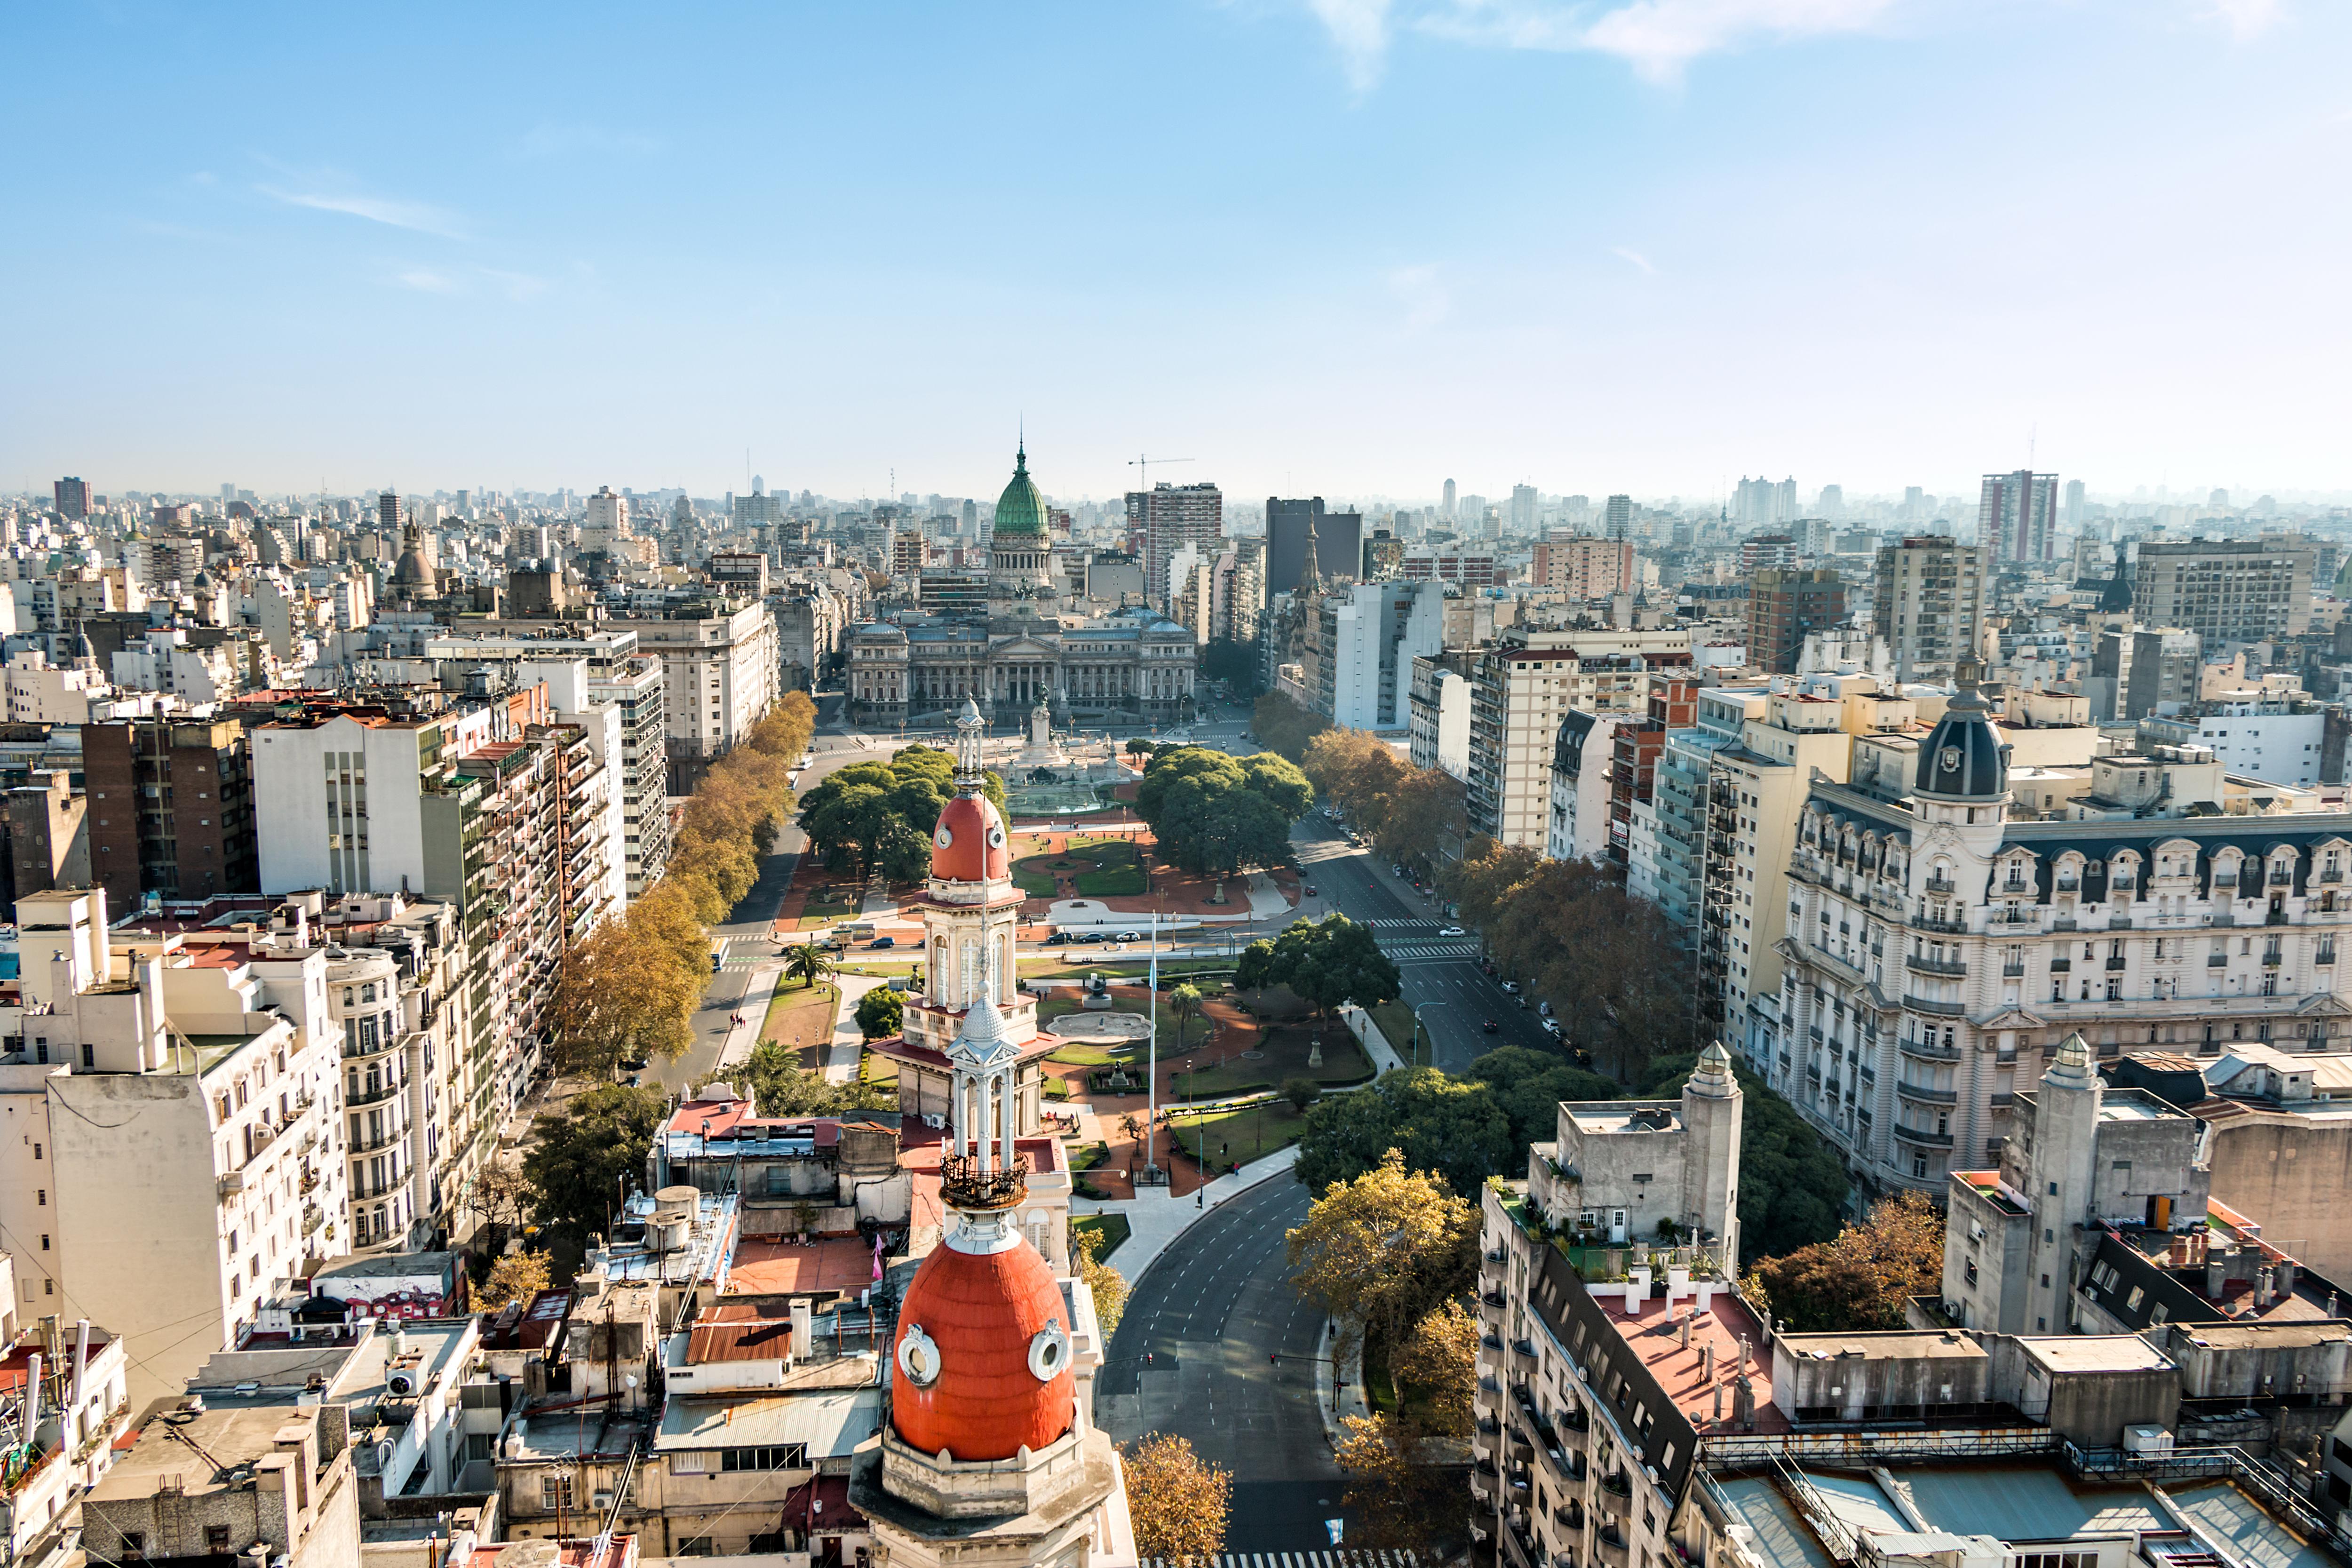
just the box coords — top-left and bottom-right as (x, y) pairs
(890, 1237), (1074, 1461)
(930, 792), (1010, 883)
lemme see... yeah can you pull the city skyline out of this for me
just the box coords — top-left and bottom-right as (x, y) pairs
(7, 1), (2346, 497)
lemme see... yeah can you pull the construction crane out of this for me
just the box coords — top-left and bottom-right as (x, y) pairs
(1127, 454), (1194, 491)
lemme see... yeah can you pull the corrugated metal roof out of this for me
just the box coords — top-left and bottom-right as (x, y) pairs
(654, 1389), (882, 1457)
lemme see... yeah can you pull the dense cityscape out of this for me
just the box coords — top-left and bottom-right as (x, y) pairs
(11, 5), (2352, 1568)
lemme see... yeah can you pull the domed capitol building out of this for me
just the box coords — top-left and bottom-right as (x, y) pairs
(846, 443), (1200, 727)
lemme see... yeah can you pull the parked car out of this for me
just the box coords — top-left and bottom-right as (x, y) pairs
(1116, 930), (1143, 942)
(1539, 1000), (1555, 1019)
(1542, 1019), (1565, 1038)
(1438, 925), (1466, 937)
(1044, 931), (1072, 946)
(1482, 1018), (1500, 1034)
(1500, 979), (1521, 995)
(1304, 884), (1319, 896)
(869, 935), (897, 949)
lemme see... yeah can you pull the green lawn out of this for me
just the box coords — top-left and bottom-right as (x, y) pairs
(1369, 1001), (1420, 1065)
(1015, 871), (1060, 897)
(1074, 864), (1147, 896)
(1072, 1212), (1131, 1262)
(1170, 1031), (1369, 1098)
(763, 977), (840, 1064)
(859, 1048), (898, 1087)
(1167, 1099), (1306, 1170)
(1046, 1039), (1134, 1067)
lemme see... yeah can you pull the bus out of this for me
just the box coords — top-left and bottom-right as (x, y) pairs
(711, 937), (731, 972)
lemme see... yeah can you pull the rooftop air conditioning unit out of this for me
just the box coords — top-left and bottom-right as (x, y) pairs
(385, 1371), (417, 1397)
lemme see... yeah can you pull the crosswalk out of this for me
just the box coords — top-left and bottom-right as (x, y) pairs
(1365, 917), (1438, 931)
(1384, 940), (1480, 962)
(1145, 1554), (1419, 1568)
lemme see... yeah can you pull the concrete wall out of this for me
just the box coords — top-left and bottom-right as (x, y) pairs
(2203, 1111), (2352, 1279)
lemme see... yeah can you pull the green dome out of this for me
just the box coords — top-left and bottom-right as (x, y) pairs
(993, 442), (1047, 539)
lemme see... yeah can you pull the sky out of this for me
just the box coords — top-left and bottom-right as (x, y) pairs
(5, 0), (2350, 508)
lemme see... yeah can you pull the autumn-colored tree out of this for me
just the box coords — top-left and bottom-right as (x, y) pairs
(478, 1250), (553, 1310)
(1120, 1433), (1231, 1562)
(1391, 1299), (1478, 1438)
(1333, 1413), (1454, 1550)
(550, 916), (701, 1075)
(1287, 1147), (1479, 1360)
(461, 1164), (532, 1259)
(1074, 1227), (1128, 1335)
(1741, 1191), (1944, 1331)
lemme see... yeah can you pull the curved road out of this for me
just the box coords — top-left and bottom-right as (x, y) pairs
(1095, 1176), (1360, 1552)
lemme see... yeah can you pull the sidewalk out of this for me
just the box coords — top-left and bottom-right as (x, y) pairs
(825, 972), (892, 1084)
(713, 961), (784, 1072)
(1073, 1143), (1300, 1283)
(1314, 1314), (1372, 1449)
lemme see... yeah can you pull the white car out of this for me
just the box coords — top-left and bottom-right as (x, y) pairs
(1438, 925), (1467, 937)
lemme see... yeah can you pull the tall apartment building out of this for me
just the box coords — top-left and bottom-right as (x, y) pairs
(1471, 1046), (1743, 1568)
(1873, 536), (1986, 679)
(377, 490), (400, 531)
(1746, 566), (1846, 675)
(1978, 470), (2058, 564)
(1508, 484), (1538, 533)
(1312, 581), (1444, 731)
(1737, 534), (1796, 573)
(1214, 536), (1264, 645)
(1465, 626), (1693, 849)
(611, 597), (780, 790)
(2133, 535), (2315, 644)
(1408, 652), (1474, 781)
(52, 477), (90, 520)
(580, 484), (632, 555)
(1125, 481), (1222, 609)
(1604, 493), (1631, 541)
(1531, 536), (1634, 599)
(0, 888), (351, 1403)
(1547, 709), (1624, 864)
(82, 715), (261, 910)
(1773, 692), (2352, 1202)
(1267, 497), (1361, 597)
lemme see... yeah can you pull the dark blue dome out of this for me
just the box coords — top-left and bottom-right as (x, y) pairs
(1916, 684), (2008, 799)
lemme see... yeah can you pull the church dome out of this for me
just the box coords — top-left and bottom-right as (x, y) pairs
(1915, 683), (2008, 800)
(930, 792), (1010, 883)
(992, 444), (1047, 540)
(890, 1232), (1075, 1461)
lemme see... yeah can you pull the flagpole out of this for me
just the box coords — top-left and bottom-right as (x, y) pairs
(1143, 910), (1161, 1183)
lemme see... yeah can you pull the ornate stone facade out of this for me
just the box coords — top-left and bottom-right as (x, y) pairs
(845, 609), (1198, 726)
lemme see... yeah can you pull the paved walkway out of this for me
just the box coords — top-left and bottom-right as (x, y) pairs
(1073, 1143), (1301, 1283)
(713, 960), (784, 1073)
(826, 972), (893, 1083)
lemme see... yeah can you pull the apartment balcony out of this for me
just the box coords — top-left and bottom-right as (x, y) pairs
(1596, 1471), (1633, 1513)
(1893, 1122), (1954, 1149)
(1923, 877), (1955, 896)
(1905, 954), (1966, 978)
(1595, 1531), (1630, 1568)
(1903, 995), (1967, 1017)
(1912, 914), (1967, 935)
(345, 1078), (402, 1108)
(1897, 1081), (1956, 1104)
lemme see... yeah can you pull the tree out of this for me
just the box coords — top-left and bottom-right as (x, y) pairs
(1168, 983), (1203, 1051)
(855, 987), (904, 1039)
(1391, 1301), (1478, 1439)
(1120, 1434), (1231, 1563)
(799, 748), (1004, 879)
(478, 1250), (553, 1311)
(1280, 1076), (1322, 1112)
(1200, 637), (1260, 695)
(522, 1084), (667, 1264)
(1292, 1071), (1514, 1214)
(1238, 915), (1400, 1026)
(1124, 738), (1156, 759)
(461, 1165), (532, 1260)
(1461, 1046), (1621, 1149)
(1251, 691), (1330, 762)
(1074, 1226), (1127, 1335)
(1287, 1147), (1479, 1360)
(1333, 1413), (1455, 1550)
(1134, 747), (1311, 891)
(783, 941), (836, 990)
(1742, 1191), (1943, 1331)
(725, 1039), (895, 1117)
(549, 915), (701, 1076)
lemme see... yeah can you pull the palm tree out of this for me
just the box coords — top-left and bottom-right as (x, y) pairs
(1168, 982), (1203, 1053)
(784, 941), (835, 991)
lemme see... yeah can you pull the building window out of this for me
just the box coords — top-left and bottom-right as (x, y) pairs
(541, 1474), (574, 1512)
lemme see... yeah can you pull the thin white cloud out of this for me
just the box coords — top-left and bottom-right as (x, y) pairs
(1388, 263), (1451, 329)
(516, 122), (660, 159)
(1301, 0), (1898, 86)
(1613, 246), (1658, 273)
(1307, 0), (1397, 90)
(258, 182), (466, 239)
(394, 269), (461, 294)
(2202, 0), (2283, 38)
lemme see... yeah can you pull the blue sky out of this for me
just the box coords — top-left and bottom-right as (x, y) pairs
(5, 0), (2347, 505)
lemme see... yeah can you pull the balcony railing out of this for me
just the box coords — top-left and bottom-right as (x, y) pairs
(1906, 954), (1966, 978)
(1903, 995), (1967, 1017)
(1896, 1082), (1957, 1104)
(1893, 1123), (1955, 1148)
(1900, 1035), (1961, 1061)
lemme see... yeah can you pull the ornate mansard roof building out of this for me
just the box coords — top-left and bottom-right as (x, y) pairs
(1771, 683), (2352, 1198)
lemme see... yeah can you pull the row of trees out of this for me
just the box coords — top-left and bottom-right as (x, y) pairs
(1250, 690), (1330, 761)
(1132, 745), (1315, 896)
(1299, 726), (1467, 872)
(798, 746), (1007, 883)
(1442, 838), (1692, 1081)
(550, 691), (819, 1079)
